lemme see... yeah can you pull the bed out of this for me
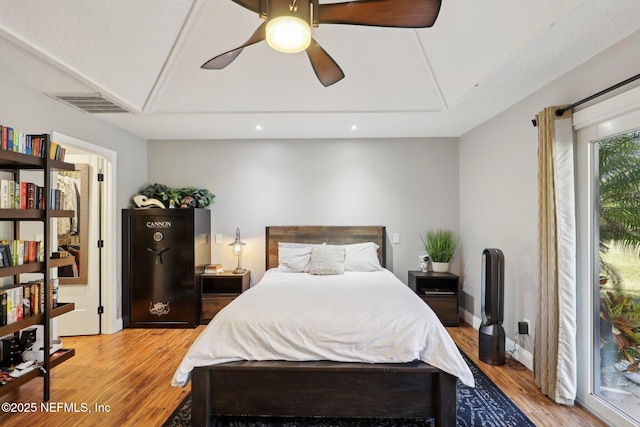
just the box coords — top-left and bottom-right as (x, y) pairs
(172, 226), (474, 427)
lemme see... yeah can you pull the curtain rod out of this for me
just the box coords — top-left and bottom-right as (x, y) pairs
(531, 72), (640, 127)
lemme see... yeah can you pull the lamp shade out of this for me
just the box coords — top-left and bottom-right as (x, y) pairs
(231, 242), (245, 256)
(229, 228), (247, 274)
(266, 16), (311, 53)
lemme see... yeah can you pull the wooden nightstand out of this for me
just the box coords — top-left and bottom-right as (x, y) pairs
(408, 271), (460, 326)
(200, 271), (250, 324)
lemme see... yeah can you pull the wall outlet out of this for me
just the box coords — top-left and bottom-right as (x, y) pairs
(518, 320), (529, 335)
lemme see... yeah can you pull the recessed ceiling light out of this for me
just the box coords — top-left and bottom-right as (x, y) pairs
(254, 124), (262, 131)
(351, 125), (358, 131)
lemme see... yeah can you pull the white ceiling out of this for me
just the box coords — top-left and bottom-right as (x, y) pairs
(0, 0), (639, 140)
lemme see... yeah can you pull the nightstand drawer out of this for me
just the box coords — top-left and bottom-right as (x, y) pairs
(421, 295), (459, 326)
(201, 294), (237, 322)
(200, 271), (250, 324)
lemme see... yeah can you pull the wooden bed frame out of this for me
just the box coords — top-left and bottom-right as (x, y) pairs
(191, 226), (457, 427)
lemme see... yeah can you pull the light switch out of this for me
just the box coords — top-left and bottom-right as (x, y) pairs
(215, 234), (222, 244)
(393, 233), (401, 244)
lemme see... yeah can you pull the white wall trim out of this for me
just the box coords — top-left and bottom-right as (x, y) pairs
(573, 84), (640, 131)
(51, 131), (121, 334)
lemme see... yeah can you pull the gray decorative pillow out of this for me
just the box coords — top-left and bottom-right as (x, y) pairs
(309, 245), (346, 275)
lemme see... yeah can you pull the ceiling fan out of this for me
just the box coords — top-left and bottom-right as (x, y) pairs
(201, 0), (442, 87)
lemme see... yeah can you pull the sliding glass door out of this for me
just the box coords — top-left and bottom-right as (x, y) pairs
(575, 89), (640, 426)
(594, 129), (640, 421)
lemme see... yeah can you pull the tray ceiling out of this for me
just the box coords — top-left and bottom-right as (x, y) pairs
(0, 0), (639, 139)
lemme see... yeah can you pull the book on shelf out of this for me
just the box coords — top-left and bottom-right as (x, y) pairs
(49, 141), (66, 161)
(0, 126), (8, 151)
(13, 182), (19, 209)
(14, 240), (23, 266)
(6, 127), (13, 151)
(36, 186), (44, 210)
(50, 188), (63, 210)
(0, 126), (66, 160)
(19, 182), (26, 209)
(0, 280), (58, 326)
(204, 264), (224, 274)
(0, 292), (6, 326)
(26, 183), (36, 209)
(3, 284), (24, 325)
(23, 285), (31, 318)
(49, 141), (58, 160)
(0, 240), (42, 266)
(9, 181), (14, 209)
(0, 179), (54, 210)
(0, 180), (8, 209)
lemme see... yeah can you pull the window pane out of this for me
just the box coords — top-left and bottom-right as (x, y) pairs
(597, 129), (640, 421)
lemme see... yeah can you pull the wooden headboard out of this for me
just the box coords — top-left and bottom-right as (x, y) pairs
(266, 226), (386, 270)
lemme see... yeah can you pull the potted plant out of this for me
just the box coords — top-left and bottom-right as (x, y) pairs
(421, 229), (458, 273)
(179, 186), (215, 208)
(139, 183), (215, 208)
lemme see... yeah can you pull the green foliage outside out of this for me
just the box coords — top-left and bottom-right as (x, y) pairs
(598, 130), (640, 369)
(599, 130), (640, 289)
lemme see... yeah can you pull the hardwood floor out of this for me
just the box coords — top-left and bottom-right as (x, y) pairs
(0, 322), (607, 426)
(448, 323), (606, 427)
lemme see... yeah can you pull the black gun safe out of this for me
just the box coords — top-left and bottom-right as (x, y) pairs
(122, 208), (211, 328)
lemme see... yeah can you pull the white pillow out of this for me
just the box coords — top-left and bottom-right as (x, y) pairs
(309, 245), (346, 275)
(278, 242), (325, 248)
(278, 246), (312, 273)
(343, 242), (384, 271)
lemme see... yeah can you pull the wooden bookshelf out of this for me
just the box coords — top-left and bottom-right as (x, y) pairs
(0, 209), (73, 220)
(0, 134), (76, 402)
(0, 303), (75, 338)
(0, 348), (75, 395)
(0, 257), (75, 276)
(0, 149), (73, 171)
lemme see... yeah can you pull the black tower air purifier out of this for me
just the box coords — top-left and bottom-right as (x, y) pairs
(479, 248), (505, 365)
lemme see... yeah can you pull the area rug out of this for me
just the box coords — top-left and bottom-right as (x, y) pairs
(162, 352), (535, 427)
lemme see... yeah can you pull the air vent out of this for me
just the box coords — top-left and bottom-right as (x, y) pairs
(48, 93), (129, 113)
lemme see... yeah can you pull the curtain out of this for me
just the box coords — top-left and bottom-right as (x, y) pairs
(534, 106), (577, 405)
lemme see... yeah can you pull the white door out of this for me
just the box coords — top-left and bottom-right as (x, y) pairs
(56, 154), (103, 336)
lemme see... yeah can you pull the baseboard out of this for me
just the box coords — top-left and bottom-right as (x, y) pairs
(460, 309), (533, 371)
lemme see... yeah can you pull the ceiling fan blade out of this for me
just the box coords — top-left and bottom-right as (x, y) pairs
(306, 38), (345, 87)
(201, 22), (266, 70)
(230, 0), (261, 14)
(319, 0), (442, 28)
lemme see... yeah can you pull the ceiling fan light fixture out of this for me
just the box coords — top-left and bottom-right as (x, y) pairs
(266, 16), (311, 53)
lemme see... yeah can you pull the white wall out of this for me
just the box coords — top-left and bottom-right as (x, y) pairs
(0, 75), (148, 327)
(459, 30), (640, 358)
(147, 138), (459, 284)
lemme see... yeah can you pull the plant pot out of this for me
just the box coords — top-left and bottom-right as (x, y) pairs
(431, 262), (449, 273)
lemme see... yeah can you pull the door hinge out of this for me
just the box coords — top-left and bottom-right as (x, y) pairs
(97, 240), (104, 248)
(97, 173), (104, 182)
(97, 306), (104, 315)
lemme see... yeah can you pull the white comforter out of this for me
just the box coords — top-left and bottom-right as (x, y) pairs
(171, 269), (474, 387)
